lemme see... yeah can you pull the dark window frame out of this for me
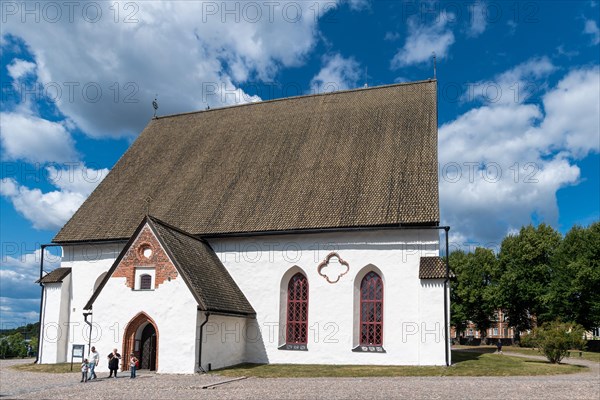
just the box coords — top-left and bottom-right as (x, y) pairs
(286, 273), (309, 345)
(359, 271), (383, 346)
(140, 274), (152, 290)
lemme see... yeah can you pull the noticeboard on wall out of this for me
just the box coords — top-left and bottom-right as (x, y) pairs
(71, 344), (85, 371)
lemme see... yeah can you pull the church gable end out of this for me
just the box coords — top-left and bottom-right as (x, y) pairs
(112, 225), (178, 290)
(84, 217), (183, 310)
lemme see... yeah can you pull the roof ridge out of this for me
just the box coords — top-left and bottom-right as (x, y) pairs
(153, 79), (437, 121)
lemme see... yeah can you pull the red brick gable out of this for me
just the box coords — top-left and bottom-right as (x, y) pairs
(112, 224), (178, 289)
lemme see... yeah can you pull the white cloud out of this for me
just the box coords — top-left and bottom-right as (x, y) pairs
(439, 65), (599, 244)
(464, 56), (556, 105)
(467, 2), (487, 37)
(46, 164), (110, 196)
(346, 0), (370, 11)
(1, 177), (86, 230)
(538, 67), (600, 157)
(506, 20), (517, 35)
(0, 164), (109, 230)
(0, 111), (79, 164)
(6, 58), (36, 81)
(391, 14), (455, 68)
(584, 19), (600, 45)
(2, 1), (351, 138)
(556, 45), (579, 59)
(1, 56), (111, 232)
(0, 297), (41, 328)
(310, 54), (362, 92)
(384, 32), (400, 41)
(497, 56), (556, 84)
(0, 248), (61, 302)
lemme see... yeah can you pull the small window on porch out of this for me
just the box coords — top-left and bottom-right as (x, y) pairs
(140, 274), (152, 290)
(134, 267), (155, 290)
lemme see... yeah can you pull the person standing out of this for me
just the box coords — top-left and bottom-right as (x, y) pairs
(89, 346), (99, 379)
(497, 339), (503, 354)
(81, 358), (89, 383)
(129, 353), (139, 379)
(107, 348), (121, 378)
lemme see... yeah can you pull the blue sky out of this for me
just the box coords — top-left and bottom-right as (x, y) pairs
(1, 0), (599, 327)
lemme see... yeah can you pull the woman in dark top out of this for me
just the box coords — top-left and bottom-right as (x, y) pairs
(107, 349), (121, 378)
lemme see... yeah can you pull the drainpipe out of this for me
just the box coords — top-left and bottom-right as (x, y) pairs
(443, 226), (451, 367)
(197, 312), (210, 373)
(83, 313), (93, 355)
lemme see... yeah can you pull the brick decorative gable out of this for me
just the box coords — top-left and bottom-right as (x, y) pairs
(112, 224), (178, 289)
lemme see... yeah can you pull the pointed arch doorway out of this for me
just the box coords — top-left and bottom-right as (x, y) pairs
(139, 323), (157, 370)
(123, 312), (159, 371)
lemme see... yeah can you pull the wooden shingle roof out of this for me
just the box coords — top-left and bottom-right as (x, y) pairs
(419, 256), (453, 279)
(37, 267), (71, 284)
(149, 217), (255, 316)
(54, 80), (439, 243)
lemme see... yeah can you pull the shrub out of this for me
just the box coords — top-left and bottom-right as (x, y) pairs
(534, 321), (586, 363)
(519, 333), (537, 348)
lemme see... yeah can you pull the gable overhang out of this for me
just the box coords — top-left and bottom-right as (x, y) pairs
(55, 222), (440, 246)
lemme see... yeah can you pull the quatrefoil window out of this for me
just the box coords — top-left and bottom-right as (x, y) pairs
(317, 252), (350, 284)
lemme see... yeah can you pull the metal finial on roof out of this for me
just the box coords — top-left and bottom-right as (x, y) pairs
(152, 95), (159, 118)
(144, 195), (153, 215)
(432, 52), (437, 79)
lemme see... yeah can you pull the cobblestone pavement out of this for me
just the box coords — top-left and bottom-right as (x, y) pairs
(1, 357), (598, 399)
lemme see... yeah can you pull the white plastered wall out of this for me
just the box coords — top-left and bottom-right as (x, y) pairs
(85, 228), (199, 374)
(42, 228), (447, 370)
(38, 273), (71, 364)
(90, 272), (198, 374)
(48, 243), (125, 362)
(198, 313), (249, 372)
(209, 229), (446, 366)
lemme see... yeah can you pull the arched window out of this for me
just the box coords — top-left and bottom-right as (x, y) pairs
(286, 273), (308, 344)
(140, 274), (152, 290)
(360, 271), (383, 346)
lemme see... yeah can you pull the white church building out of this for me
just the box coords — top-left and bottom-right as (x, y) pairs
(36, 80), (451, 374)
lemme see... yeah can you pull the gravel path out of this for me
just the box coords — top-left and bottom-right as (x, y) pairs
(1, 356), (598, 399)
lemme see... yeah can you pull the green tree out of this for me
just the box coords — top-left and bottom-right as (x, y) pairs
(533, 320), (586, 364)
(30, 336), (39, 357)
(0, 339), (9, 359)
(546, 222), (600, 330)
(495, 224), (562, 339)
(450, 248), (497, 338)
(450, 250), (469, 336)
(6, 333), (27, 358)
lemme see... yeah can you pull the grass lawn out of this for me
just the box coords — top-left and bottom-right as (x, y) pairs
(211, 350), (585, 378)
(454, 345), (600, 363)
(11, 362), (77, 373)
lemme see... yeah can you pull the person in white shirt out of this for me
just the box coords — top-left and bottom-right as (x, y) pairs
(89, 346), (99, 379)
